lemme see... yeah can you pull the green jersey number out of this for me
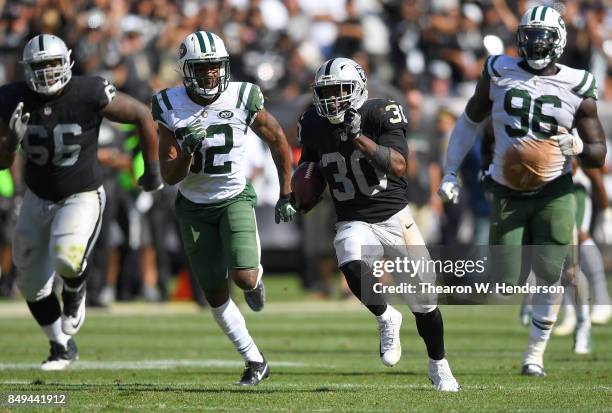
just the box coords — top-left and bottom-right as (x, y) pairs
(189, 124), (234, 175)
(503, 88), (561, 139)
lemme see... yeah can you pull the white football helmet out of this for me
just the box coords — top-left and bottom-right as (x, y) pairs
(20, 34), (74, 95)
(517, 5), (567, 70)
(312, 58), (368, 124)
(178, 31), (230, 98)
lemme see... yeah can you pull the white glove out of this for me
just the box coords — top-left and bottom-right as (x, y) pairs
(593, 208), (612, 245)
(551, 133), (583, 156)
(438, 173), (460, 204)
(7, 102), (30, 151)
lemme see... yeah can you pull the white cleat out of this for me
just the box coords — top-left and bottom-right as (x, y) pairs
(553, 308), (576, 337)
(377, 306), (402, 367)
(573, 321), (592, 355)
(428, 359), (460, 392)
(40, 339), (78, 371)
(61, 287), (86, 335)
(590, 305), (611, 325)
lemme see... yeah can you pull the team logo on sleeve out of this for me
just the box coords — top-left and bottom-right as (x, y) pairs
(219, 110), (234, 119)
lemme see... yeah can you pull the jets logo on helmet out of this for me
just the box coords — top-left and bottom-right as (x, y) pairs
(312, 58), (368, 124)
(516, 6), (567, 70)
(20, 34), (74, 95)
(178, 31), (230, 98)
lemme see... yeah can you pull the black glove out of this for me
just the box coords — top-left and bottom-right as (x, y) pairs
(343, 108), (362, 140)
(138, 160), (164, 192)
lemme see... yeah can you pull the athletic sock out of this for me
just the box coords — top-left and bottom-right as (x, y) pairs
(210, 298), (263, 363)
(580, 239), (611, 305)
(524, 292), (561, 366)
(573, 270), (591, 324)
(62, 274), (86, 292)
(340, 261), (387, 317)
(413, 307), (445, 360)
(27, 294), (71, 347)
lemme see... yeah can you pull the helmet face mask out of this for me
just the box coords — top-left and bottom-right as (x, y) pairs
(516, 6), (566, 70)
(312, 58), (367, 124)
(179, 32), (230, 99)
(21, 35), (73, 95)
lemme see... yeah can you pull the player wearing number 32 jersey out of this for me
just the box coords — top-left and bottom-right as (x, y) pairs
(438, 6), (606, 377)
(155, 31), (295, 386)
(0, 34), (162, 371)
(298, 57), (459, 391)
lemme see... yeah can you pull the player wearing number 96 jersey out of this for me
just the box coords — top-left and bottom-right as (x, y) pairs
(297, 57), (459, 392)
(0, 34), (162, 371)
(438, 6), (607, 377)
(155, 31), (295, 386)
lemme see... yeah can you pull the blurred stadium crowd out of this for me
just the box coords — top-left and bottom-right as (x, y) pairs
(0, 0), (611, 304)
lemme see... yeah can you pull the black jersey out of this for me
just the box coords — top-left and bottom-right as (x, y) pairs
(0, 76), (116, 202)
(298, 99), (410, 223)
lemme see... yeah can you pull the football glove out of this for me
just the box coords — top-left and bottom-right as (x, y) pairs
(438, 173), (460, 204)
(343, 108), (362, 140)
(275, 195), (297, 224)
(181, 121), (207, 154)
(138, 160), (164, 192)
(551, 133), (583, 156)
(7, 102), (30, 152)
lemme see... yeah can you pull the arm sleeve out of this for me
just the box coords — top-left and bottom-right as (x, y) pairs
(443, 112), (480, 175)
(297, 112), (319, 163)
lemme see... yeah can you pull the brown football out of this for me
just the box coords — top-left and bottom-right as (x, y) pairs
(291, 162), (327, 212)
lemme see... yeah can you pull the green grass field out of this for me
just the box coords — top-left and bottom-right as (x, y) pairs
(0, 277), (610, 412)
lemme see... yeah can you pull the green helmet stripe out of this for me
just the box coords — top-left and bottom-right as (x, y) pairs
(195, 31), (207, 53)
(236, 82), (247, 108)
(572, 71), (589, 93)
(540, 6), (549, 21)
(530, 6), (538, 21)
(206, 32), (216, 53)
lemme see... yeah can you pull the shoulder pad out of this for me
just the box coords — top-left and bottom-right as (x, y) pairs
(482, 55), (502, 79)
(362, 99), (408, 131)
(151, 89), (172, 127)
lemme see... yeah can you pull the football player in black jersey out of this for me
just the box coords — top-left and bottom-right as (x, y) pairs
(0, 34), (162, 370)
(297, 58), (459, 391)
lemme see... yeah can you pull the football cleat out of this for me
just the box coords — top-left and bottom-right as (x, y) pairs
(237, 353), (269, 386)
(61, 285), (86, 335)
(553, 306), (576, 336)
(40, 339), (78, 371)
(521, 364), (546, 377)
(377, 306), (402, 367)
(590, 305), (611, 325)
(428, 359), (460, 392)
(573, 321), (592, 355)
(244, 266), (265, 312)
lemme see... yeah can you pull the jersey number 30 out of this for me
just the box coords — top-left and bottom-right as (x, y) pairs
(322, 151), (387, 201)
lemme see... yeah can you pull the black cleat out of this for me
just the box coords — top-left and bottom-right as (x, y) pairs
(237, 353), (270, 386)
(244, 280), (265, 312)
(40, 339), (79, 371)
(62, 285), (87, 335)
(521, 364), (546, 377)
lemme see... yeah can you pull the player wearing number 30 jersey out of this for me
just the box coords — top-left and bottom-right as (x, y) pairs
(0, 34), (162, 371)
(298, 57), (459, 392)
(155, 31), (295, 386)
(438, 6), (607, 377)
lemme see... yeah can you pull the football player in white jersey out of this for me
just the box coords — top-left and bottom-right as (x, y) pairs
(155, 31), (295, 386)
(438, 6), (606, 376)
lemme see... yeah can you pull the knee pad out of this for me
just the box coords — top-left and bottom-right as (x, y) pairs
(53, 254), (84, 278)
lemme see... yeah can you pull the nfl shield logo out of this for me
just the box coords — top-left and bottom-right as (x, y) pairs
(43, 106), (52, 116)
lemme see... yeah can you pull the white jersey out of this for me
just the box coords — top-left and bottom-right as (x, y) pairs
(485, 55), (598, 191)
(152, 82), (264, 203)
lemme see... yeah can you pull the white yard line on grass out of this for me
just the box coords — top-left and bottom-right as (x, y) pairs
(0, 359), (322, 371)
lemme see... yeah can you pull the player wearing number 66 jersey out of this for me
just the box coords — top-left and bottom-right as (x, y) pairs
(297, 57), (459, 391)
(155, 31), (295, 386)
(0, 34), (162, 371)
(438, 6), (606, 376)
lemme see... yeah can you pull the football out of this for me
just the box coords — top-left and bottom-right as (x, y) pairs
(291, 161), (327, 212)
